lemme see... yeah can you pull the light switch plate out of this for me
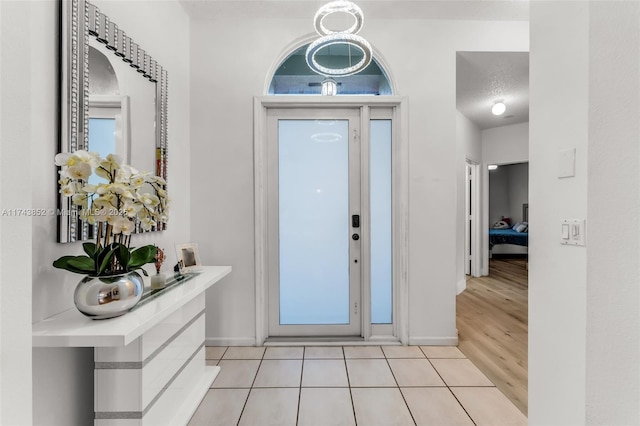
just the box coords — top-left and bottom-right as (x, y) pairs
(558, 148), (576, 178)
(561, 219), (586, 246)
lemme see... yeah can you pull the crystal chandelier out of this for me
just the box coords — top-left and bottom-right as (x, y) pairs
(305, 0), (373, 78)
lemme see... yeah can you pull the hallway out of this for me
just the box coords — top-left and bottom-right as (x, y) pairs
(457, 258), (528, 415)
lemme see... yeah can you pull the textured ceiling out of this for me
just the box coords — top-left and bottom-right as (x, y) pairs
(456, 52), (529, 130)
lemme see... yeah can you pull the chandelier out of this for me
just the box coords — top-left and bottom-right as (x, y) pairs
(305, 1), (373, 78)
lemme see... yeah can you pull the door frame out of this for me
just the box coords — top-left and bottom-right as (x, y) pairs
(253, 96), (409, 345)
(465, 160), (481, 278)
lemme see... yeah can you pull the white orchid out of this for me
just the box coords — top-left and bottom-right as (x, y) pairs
(66, 162), (92, 180)
(130, 173), (148, 187)
(140, 217), (156, 231)
(115, 164), (137, 182)
(71, 193), (88, 207)
(74, 150), (100, 167)
(111, 216), (134, 235)
(93, 193), (117, 209)
(55, 150), (99, 168)
(54, 152), (74, 167)
(138, 193), (160, 208)
(56, 151), (169, 237)
(60, 183), (76, 197)
(93, 207), (114, 224)
(122, 201), (142, 218)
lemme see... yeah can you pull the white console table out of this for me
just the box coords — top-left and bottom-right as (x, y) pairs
(33, 266), (231, 426)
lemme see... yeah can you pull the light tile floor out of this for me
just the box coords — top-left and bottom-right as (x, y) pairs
(189, 346), (527, 426)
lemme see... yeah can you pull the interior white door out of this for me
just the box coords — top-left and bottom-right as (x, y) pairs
(465, 163), (472, 275)
(465, 161), (481, 277)
(267, 108), (361, 336)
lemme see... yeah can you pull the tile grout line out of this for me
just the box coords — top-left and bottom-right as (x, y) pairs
(219, 345), (229, 361)
(295, 347), (305, 426)
(342, 346), (359, 426)
(235, 347), (265, 426)
(446, 386), (478, 426)
(383, 347), (418, 426)
(419, 346), (477, 426)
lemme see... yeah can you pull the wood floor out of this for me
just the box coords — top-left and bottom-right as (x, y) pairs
(457, 257), (528, 415)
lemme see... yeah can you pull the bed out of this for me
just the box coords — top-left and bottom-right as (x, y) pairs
(489, 228), (528, 249)
(489, 203), (529, 250)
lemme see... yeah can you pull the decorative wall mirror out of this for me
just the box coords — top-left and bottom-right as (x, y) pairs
(59, 0), (168, 242)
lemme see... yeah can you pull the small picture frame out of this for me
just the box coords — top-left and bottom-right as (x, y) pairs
(175, 242), (202, 274)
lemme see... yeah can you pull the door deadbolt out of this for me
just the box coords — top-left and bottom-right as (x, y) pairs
(352, 233), (360, 241)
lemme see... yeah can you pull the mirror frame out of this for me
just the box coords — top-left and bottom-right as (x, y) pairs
(59, 0), (168, 242)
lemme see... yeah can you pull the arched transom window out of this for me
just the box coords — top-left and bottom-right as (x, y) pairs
(268, 44), (393, 96)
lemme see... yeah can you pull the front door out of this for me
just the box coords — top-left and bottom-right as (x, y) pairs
(267, 108), (362, 336)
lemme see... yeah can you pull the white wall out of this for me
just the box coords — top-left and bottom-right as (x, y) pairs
(190, 7), (528, 345)
(457, 112), (483, 163)
(585, 1), (639, 424)
(530, 2), (640, 424)
(1, 2), (33, 424)
(529, 2), (589, 424)
(455, 112), (481, 290)
(507, 163), (529, 224)
(482, 122), (529, 166)
(17, 1), (193, 425)
(488, 166), (511, 225)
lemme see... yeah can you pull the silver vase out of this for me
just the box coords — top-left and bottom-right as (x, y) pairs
(74, 271), (144, 320)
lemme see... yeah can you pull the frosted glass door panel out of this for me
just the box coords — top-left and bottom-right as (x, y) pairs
(278, 120), (350, 325)
(370, 120), (392, 324)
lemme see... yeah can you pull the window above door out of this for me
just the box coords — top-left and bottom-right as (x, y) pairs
(268, 44), (393, 95)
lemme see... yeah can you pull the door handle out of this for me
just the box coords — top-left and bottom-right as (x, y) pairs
(352, 215), (360, 228)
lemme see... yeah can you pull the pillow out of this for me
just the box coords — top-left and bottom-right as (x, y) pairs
(515, 222), (528, 233)
(512, 222), (523, 230)
(493, 220), (510, 229)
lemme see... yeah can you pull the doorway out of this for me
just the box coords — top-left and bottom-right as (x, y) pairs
(254, 98), (409, 343)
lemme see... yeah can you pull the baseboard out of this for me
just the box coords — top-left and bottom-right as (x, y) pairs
(456, 279), (467, 295)
(207, 336), (460, 347)
(408, 336), (458, 346)
(205, 337), (257, 346)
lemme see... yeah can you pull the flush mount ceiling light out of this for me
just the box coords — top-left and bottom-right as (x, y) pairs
(488, 164), (499, 170)
(305, 0), (373, 78)
(491, 100), (506, 116)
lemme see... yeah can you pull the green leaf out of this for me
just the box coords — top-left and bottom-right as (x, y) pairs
(68, 257), (96, 273)
(140, 268), (149, 277)
(115, 244), (131, 270)
(82, 242), (98, 258)
(128, 245), (157, 269)
(53, 255), (95, 275)
(97, 244), (120, 275)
